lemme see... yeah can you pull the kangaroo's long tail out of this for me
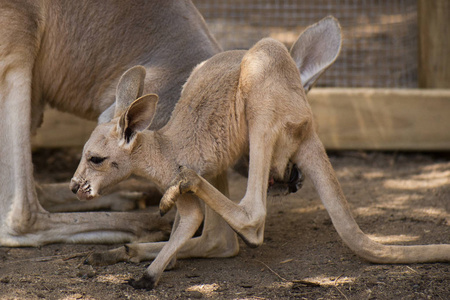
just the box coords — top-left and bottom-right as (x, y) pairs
(294, 133), (450, 263)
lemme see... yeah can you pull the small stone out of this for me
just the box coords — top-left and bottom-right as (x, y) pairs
(190, 279), (202, 284)
(77, 266), (96, 279)
(0, 276), (10, 284)
(186, 291), (203, 298)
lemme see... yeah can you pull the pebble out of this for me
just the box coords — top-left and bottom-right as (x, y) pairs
(0, 276), (10, 284)
(76, 266), (96, 279)
(185, 291), (203, 298)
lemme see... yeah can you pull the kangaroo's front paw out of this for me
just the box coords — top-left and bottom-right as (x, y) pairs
(159, 184), (179, 216)
(160, 167), (202, 216)
(127, 273), (155, 290)
(177, 167), (202, 194)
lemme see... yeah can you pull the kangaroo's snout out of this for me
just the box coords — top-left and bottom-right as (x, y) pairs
(69, 175), (99, 201)
(70, 179), (80, 194)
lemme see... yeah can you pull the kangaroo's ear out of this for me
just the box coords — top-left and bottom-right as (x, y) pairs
(114, 65), (146, 118)
(118, 94), (159, 144)
(290, 16), (342, 93)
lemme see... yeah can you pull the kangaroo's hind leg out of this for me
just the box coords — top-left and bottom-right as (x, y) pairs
(0, 4), (170, 246)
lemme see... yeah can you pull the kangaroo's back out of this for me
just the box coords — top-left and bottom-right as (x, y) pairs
(34, 0), (221, 125)
(163, 38), (311, 177)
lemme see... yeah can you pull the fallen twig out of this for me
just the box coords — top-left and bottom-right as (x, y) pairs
(291, 279), (322, 287)
(3, 251), (93, 264)
(255, 259), (324, 288)
(334, 274), (349, 300)
(255, 259), (288, 282)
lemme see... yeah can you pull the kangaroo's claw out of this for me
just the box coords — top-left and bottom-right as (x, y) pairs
(159, 184), (179, 216)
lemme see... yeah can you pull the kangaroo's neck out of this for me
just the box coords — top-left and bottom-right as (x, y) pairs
(133, 131), (178, 189)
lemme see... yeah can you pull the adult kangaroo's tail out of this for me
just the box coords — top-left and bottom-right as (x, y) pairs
(294, 133), (450, 263)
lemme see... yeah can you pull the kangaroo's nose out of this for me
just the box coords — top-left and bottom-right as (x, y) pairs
(70, 180), (80, 194)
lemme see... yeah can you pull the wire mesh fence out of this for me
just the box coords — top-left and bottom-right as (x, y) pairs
(194, 0), (418, 88)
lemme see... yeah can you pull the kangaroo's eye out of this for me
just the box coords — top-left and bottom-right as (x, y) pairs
(89, 156), (106, 164)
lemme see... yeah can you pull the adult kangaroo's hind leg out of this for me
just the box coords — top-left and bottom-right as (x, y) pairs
(37, 178), (162, 212)
(0, 2), (46, 244)
(0, 5), (170, 246)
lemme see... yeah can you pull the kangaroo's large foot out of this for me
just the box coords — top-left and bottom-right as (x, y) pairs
(1, 209), (171, 247)
(37, 177), (163, 212)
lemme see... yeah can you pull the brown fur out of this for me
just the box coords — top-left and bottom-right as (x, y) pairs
(0, 0), (222, 246)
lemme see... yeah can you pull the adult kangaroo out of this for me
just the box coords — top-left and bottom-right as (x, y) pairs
(0, 0), (231, 247)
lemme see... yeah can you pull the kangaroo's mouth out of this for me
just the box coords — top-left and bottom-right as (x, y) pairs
(70, 178), (99, 201)
(77, 186), (97, 201)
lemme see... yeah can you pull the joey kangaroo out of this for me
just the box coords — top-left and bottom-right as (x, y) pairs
(0, 0), (234, 247)
(72, 17), (450, 290)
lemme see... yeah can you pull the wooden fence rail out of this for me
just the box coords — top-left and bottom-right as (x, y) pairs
(32, 88), (450, 151)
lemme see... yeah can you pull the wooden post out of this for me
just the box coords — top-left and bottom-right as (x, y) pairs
(418, 0), (450, 88)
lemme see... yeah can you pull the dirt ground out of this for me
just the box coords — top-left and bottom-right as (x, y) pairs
(0, 149), (449, 299)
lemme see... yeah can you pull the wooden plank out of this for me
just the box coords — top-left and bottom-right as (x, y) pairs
(309, 88), (450, 150)
(418, 0), (450, 88)
(32, 88), (450, 150)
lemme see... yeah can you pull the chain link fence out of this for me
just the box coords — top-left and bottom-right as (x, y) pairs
(194, 0), (418, 88)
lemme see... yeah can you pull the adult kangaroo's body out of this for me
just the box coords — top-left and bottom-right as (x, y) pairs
(0, 0), (227, 246)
